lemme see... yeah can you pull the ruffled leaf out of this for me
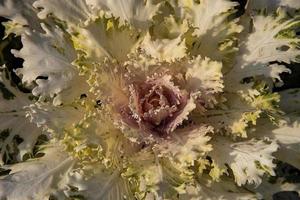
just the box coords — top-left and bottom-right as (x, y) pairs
(33, 0), (91, 27)
(226, 8), (300, 88)
(72, 16), (142, 63)
(0, 0), (42, 34)
(179, 175), (257, 200)
(0, 145), (74, 200)
(248, 0), (300, 12)
(194, 90), (279, 138)
(86, 0), (160, 29)
(26, 102), (85, 135)
(0, 67), (42, 164)
(140, 33), (187, 62)
(185, 56), (223, 109)
(13, 24), (88, 105)
(155, 125), (213, 169)
(177, 0), (237, 37)
(252, 89), (300, 168)
(254, 114), (300, 169)
(209, 137), (278, 186)
(177, 0), (243, 64)
(67, 168), (134, 200)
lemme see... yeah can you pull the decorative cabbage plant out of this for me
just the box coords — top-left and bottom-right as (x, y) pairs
(0, 0), (299, 199)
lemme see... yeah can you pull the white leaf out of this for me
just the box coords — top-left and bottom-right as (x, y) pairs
(13, 24), (88, 105)
(0, 145), (74, 200)
(140, 33), (186, 62)
(185, 56), (223, 96)
(25, 102), (85, 135)
(156, 125), (213, 168)
(248, 0), (300, 12)
(209, 137), (278, 186)
(0, 0), (42, 32)
(0, 67), (42, 163)
(72, 17), (142, 62)
(86, 0), (160, 29)
(226, 9), (300, 88)
(179, 175), (257, 200)
(178, 0), (237, 37)
(178, 0), (242, 63)
(33, 0), (91, 27)
(254, 114), (300, 169)
(67, 169), (134, 200)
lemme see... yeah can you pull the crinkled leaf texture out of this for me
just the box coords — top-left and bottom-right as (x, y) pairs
(0, 0), (299, 199)
(0, 67), (42, 164)
(226, 8), (299, 90)
(12, 24), (88, 106)
(209, 137), (278, 186)
(0, 145), (74, 200)
(248, 0), (300, 11)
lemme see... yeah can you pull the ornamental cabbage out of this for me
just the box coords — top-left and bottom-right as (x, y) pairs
(0, 0), (299, 199)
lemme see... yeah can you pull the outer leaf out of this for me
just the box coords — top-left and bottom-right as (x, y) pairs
(179, 175), (257, 200)
(209, 137), (278, 186)
(0, 0), (42, 33)
(72, 17), (142, 63)
(177, 0), (243, 63)
(155, 125), (213, 169)
(0, 145), (74, 200)
(13, 24), (88, 105)
(248, 0), (300, 12)
(177, 0), (237, 37)
(86, 0), (160, 29)
(123, 149), (165, 199)
(193, 90), (280, 138)
(140, 33), (186, 62)
(252, 89), (300, 168)
(33, 0), (91, 27)
(226, 8), (300, 89)
(0, 67), (42, 164)
(254, 114), (300, 169)
(185, 56), (223, 108)
(26, 102), (85, 135)
(67, 169), (134, 200)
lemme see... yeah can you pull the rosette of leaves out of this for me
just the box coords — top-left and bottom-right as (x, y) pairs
(0, 0), (299, 199)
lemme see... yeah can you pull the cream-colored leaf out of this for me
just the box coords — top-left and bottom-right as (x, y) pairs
(194, 92), (267, 138)
(25, 102), (85, 135)
(72, 17), (141, 63)
(155, 125), (213, 168)
(185, 56), (223, 98)
(13, 24), (88, 105)
(254, 114), (300, 169)
(140, 33), (186, 62)
(178, 0), (242, 63)
(0, 67), (42, 164)
(0, 145), (74, 200)
(86, 0), (160, 29)
(179, 175), (257, 200)
(178, 0), (237, 37)
(33, 0), (91, 27)
(67, 169), (134, 200)
(0, 0), (42, 33)
(248, 0), (300, 12)
(209, 137), (278, 186)
(226, 8), (300, 89)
